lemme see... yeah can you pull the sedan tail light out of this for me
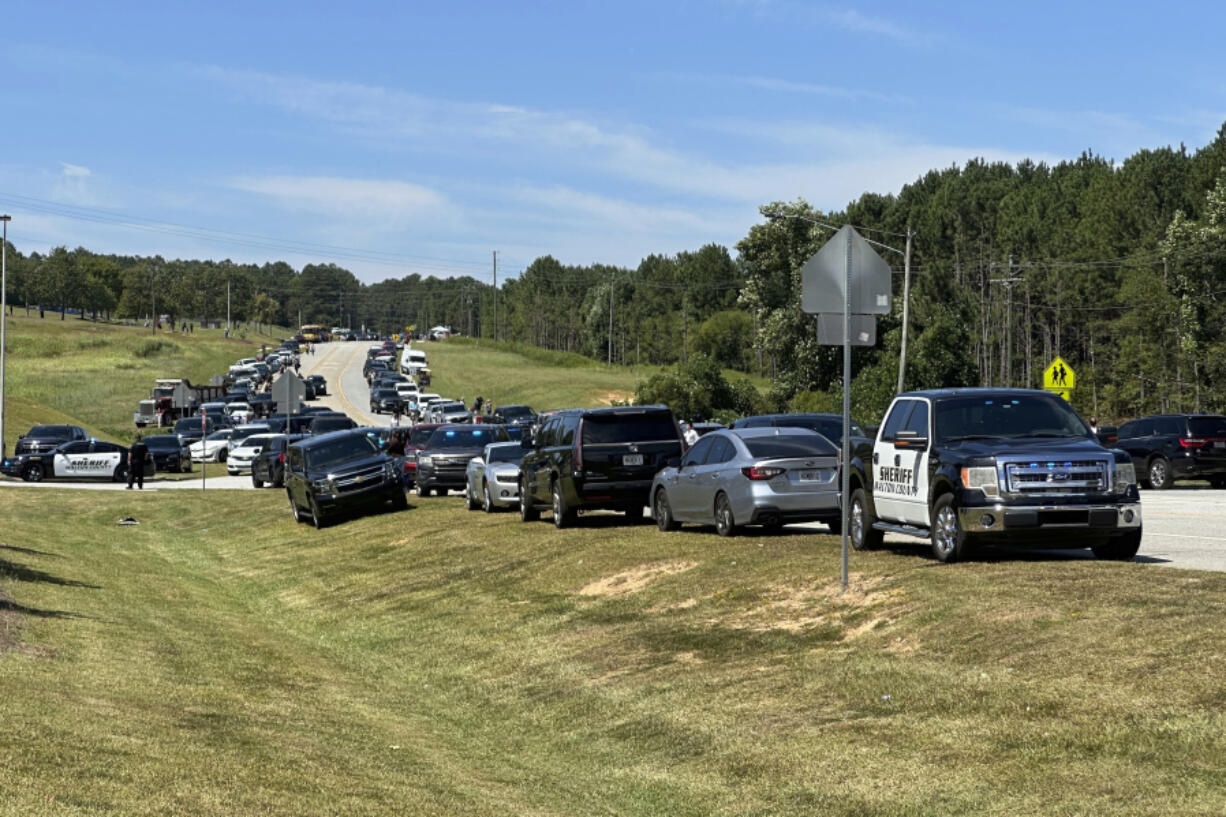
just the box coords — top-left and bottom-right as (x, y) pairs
(742, 466), (786, 481)
(1180, 438), (1208, 449)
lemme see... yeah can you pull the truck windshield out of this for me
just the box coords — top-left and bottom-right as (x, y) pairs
(305, 435), (378, 468)
(935, 395), (1092, 442)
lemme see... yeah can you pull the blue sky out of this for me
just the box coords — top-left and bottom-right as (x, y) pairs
(2, 0), (1223, 283)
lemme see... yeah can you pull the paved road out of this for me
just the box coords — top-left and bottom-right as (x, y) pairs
(0, 474), (254, 491)
(804, 488), (1226, 572)
(301, 341), (393, 428)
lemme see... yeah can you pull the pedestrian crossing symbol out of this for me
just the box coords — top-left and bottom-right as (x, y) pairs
(1043, 356), (1075, 399)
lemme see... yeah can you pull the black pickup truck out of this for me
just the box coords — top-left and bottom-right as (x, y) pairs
(847, 389), (1142, 563)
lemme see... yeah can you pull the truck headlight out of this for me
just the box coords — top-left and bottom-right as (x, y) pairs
(1113, 462), (1136, 493)
(960, 466), (999, 497)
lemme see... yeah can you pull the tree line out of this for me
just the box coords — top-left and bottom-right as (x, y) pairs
(4, 123), (1226, 423)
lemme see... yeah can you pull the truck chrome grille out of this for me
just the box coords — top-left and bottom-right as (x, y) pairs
(1003, 459), (1109, 495)
(333, 464), (386, 493)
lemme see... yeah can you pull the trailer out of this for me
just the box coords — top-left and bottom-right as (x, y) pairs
(133, 378), (227, 427)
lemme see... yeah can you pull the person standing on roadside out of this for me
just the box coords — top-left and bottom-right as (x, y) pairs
(683, 422), (700, 447)
(127, 434), (150, 490)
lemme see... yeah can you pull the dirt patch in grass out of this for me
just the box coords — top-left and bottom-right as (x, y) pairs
(597, 390), (631, 405)
(579, 561), (698, 597)
(695, 573), (906, 638)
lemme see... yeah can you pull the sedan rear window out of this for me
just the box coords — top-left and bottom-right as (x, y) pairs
(744, 435), (837, 459)
(1188, 416), (1226, 437)
(581, 414), (678, 444)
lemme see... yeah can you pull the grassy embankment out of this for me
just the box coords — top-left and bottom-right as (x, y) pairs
(2, 486), (1226, 816)
(1, 313), (279, 454)
(423, 337), (770, 411)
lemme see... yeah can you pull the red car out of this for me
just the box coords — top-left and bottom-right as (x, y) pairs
(401, 424), (441, 487)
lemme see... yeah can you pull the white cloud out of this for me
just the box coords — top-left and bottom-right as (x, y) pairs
(717, 0), (938, 48)
(228, 174), (451, 221)
(59, 162), (91, 177)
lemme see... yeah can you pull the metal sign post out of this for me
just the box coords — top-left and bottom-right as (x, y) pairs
(201, 408), (207, 492)
(800, 224), (890, 593)
(840, 228), (852, 592)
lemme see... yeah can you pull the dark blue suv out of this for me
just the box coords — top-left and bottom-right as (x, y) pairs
(1116, 414), (1226, 489)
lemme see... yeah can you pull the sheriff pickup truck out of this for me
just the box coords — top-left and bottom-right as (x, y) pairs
(847, 388), (1142, 563)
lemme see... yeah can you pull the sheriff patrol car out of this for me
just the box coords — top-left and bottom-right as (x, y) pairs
(0, 439), (148, 483)
(848, 388), (1142, 563)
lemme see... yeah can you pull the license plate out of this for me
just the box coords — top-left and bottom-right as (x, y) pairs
(797, 470), (820, 483)
(1216, 442), (1226, 449)
(623, 454), (644, 466)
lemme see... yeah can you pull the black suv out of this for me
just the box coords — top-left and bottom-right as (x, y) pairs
(1116, 414), (1226, 489)
(519, 406), (683, 528)
(144, 434), (193, 473)
(14, 424), (88, 455)
(310, 413), (357, 435)
(370, 387), (403, 415)
(731, 413), (872, 451)
(305, 374), (327, 396)
(251, 433), (309, 488)
(414, 424), (510, 497)
(285, 430), (406, 528)
(492, 404), (536, 427)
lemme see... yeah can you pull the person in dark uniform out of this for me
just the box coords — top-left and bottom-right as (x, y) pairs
(127, 434), (150, 490)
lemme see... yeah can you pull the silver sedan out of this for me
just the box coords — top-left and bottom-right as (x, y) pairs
(465, 442), (526, 512)
(651, 427), (840, 536)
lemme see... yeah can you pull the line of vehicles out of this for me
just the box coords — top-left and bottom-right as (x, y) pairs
(280, 377), (1222, 565)
(7, 328), (1226, 565)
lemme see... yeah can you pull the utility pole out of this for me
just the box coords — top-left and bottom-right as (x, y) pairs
(492, 250), (498, 342)
(150, 265), (156, 334)
(608, 272), (615, 365)
(896, 223), (913, 394)
(0, 215), (10, 459)
(226, 279), (231, 334)
(1006, 255), (1014, 388)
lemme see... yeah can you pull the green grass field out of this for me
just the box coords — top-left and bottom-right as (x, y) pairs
(3, 487), (1226, 816)
(1, 313), (279, 452)
(421, 337), (768, 412)
(422, 337), (650, 410)
(4, 319), (1226, 815)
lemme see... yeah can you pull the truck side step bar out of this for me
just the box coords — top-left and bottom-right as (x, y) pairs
(871, 521), (930, 539)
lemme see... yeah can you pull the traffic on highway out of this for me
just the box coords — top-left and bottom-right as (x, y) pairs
(4, 330), (1226, 569)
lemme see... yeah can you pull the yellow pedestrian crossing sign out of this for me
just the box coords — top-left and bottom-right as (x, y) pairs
(1043, 357), (1075, 400)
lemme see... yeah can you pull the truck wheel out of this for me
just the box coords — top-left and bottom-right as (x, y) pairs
(520, 477), (540, 521)
(23, 463), (45, 483)
(288, 491), (306, 523)
(1148, 457), (1173, 490)
(416, 482), (432, 498)
(849, 488), (883, 550)
(251, 474), (263, 489)
(1211, 476), (1226, 490)
(1092, 527), (1142, 561)
(552, 480), (575, 528)
(931, 493), (973, 563)
(309, 497), (327, 529)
